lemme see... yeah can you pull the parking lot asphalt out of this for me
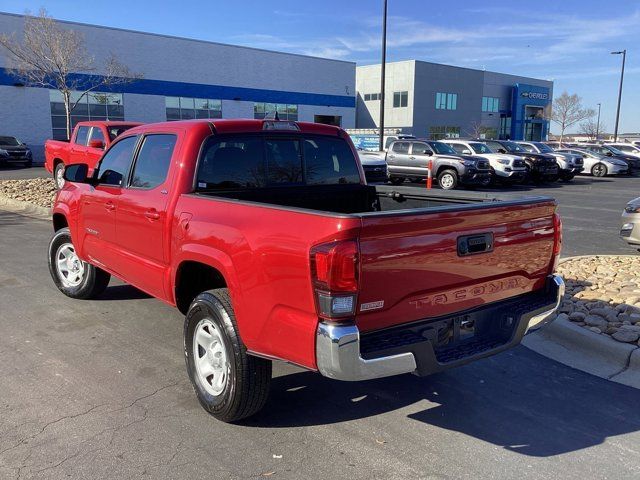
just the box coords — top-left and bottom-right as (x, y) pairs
(0, 166), (49, 180)
(1, 209), (640, 479)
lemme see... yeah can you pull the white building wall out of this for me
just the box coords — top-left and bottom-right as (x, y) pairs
(0, 12), (356, 161)
(0, 85), (51, 160)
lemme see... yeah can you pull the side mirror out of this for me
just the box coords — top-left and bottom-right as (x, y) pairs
(88, 139), (105, 149)
(63, 163), (90, 183)
(498, 148), (507, 154)
(463, 149), (472, 155)
(425, 150), (433, 156)
(606, 151), (613, 156)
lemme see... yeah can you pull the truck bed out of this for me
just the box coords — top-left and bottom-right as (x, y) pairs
(196, 183), (549, 216)
(193, 184), (557, 332)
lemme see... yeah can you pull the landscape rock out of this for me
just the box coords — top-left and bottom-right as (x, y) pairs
(0, 178), (55, 208)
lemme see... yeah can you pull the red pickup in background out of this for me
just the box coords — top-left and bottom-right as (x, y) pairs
(45, 121), (141, 188)
(47, 118), (564, 422)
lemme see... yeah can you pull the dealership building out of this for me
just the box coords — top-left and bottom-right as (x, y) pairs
(356, 60), (553, 141)
(0, 12), (356, 160)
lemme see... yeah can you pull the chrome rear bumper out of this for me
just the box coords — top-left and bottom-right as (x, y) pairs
(316, 274), (564, 381)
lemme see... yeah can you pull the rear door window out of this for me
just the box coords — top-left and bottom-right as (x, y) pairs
(130, 134), (177, 189)
(75, 126), (90, 146)
(392, 142), (410, 154)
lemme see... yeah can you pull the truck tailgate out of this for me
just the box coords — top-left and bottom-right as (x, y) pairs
(356, 200), (557, 332)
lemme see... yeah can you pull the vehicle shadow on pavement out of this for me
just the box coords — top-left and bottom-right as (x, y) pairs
(96, 284), (152, 301)
(247, 347), (640, 457)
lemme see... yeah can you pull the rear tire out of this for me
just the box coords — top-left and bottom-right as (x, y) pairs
(437, 169), (458, 190)
(389, 176), (405, 185)
(54, 163), (65, 189)
(184, 288), (272, 422)
(48, 228), (110, 299)
(591, 163), (607, 177)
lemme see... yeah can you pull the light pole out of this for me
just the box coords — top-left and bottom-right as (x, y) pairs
(378, 0), (388, 151)
(596, 103), (601, 141)
(611, 49), (626, 142)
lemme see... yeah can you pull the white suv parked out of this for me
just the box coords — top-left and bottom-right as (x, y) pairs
(441, 139), (527, 184)
(605, 143), (640, 159)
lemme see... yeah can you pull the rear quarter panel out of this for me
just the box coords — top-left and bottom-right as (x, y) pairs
(44, 140), (70, 173)
(172, 196), (361, 369)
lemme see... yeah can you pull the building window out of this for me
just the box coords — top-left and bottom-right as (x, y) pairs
(253, 103), (298, 121)
(435, 92), (457, 110)
(166, 97), (222, 121)
(393, 91), (408, 108)
(499, 115), (512, 139)
(429, 126), (460, 140)
(50, 90), (124, 140)
(482, 96), (499, 113)
(364, 93), (381, 101)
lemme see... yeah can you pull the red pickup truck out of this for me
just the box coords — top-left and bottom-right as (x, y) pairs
(47, 119), (564, 422)
(45, 121), (141, 189)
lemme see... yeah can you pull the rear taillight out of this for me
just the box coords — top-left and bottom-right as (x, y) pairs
(551, 213), (562, 272)
(310, 240), (359, 319)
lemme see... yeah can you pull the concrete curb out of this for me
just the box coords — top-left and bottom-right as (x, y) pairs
(523, 316), (640, 389)
(0, 195), (51, 221)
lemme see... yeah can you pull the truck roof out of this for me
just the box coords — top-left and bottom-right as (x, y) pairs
(75, 121), (143, 127)
(123, 119), (343, 136)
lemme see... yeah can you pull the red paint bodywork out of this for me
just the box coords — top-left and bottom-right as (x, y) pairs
(53, 119), (558, 371)
(45, 121), (142, 174)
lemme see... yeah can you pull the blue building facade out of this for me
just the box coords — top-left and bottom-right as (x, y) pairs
(509, 83), (551, 141)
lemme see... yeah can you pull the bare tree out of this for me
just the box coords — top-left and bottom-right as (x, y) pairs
(0, 9), (141, 139)
(579, 118), (607, 142)
(551, 92), (595, 147)
(466, 121), (496, 139)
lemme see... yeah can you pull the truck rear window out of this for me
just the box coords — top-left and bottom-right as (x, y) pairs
(196, 135), (360, 190)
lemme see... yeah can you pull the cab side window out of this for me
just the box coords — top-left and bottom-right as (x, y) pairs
(411, 142), (432, 155)
(448, 143), (467, 155)
(392, 142), (410, 154)
(130, 135), (177, 189)
(88, 127), (105, 145)
(75, 126), (90, 146)
(96, 136), (138, 186)
(521, 144), (536, 153)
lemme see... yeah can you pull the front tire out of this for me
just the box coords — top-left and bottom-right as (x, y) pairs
(437, 169), (458, 190)
(591, 163), (607, 177)
(48, 228), (110, 299)
(184, 289), (272, 422)
(54, 163), (65, 189)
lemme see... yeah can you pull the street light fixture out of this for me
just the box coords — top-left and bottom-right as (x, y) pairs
(378, 0), (388, 151)
(611, 49), (626, 142)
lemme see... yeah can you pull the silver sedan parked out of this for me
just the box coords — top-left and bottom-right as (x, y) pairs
(555, 148), (628, 177)
(621, 197), (640, 251)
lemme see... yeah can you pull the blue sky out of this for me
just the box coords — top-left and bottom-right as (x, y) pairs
(1, 0), (638, 133)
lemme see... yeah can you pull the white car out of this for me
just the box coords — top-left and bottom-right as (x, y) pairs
(555, 148), (628, 176)
(441, 139), (527, 183)
(605, 143), (640, 159)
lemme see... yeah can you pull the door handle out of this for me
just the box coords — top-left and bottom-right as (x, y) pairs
(144, 210), (160, 220)
(409, 156), (415, 160)
(388, 155), (395, 159)
(105, 201), (116, 211)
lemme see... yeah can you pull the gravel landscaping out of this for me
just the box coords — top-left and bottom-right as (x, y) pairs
(0, 178), (56, 208)
(558, 256), (640, 345)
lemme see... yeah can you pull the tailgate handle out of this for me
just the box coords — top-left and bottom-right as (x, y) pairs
(457, 233), (493, 256)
